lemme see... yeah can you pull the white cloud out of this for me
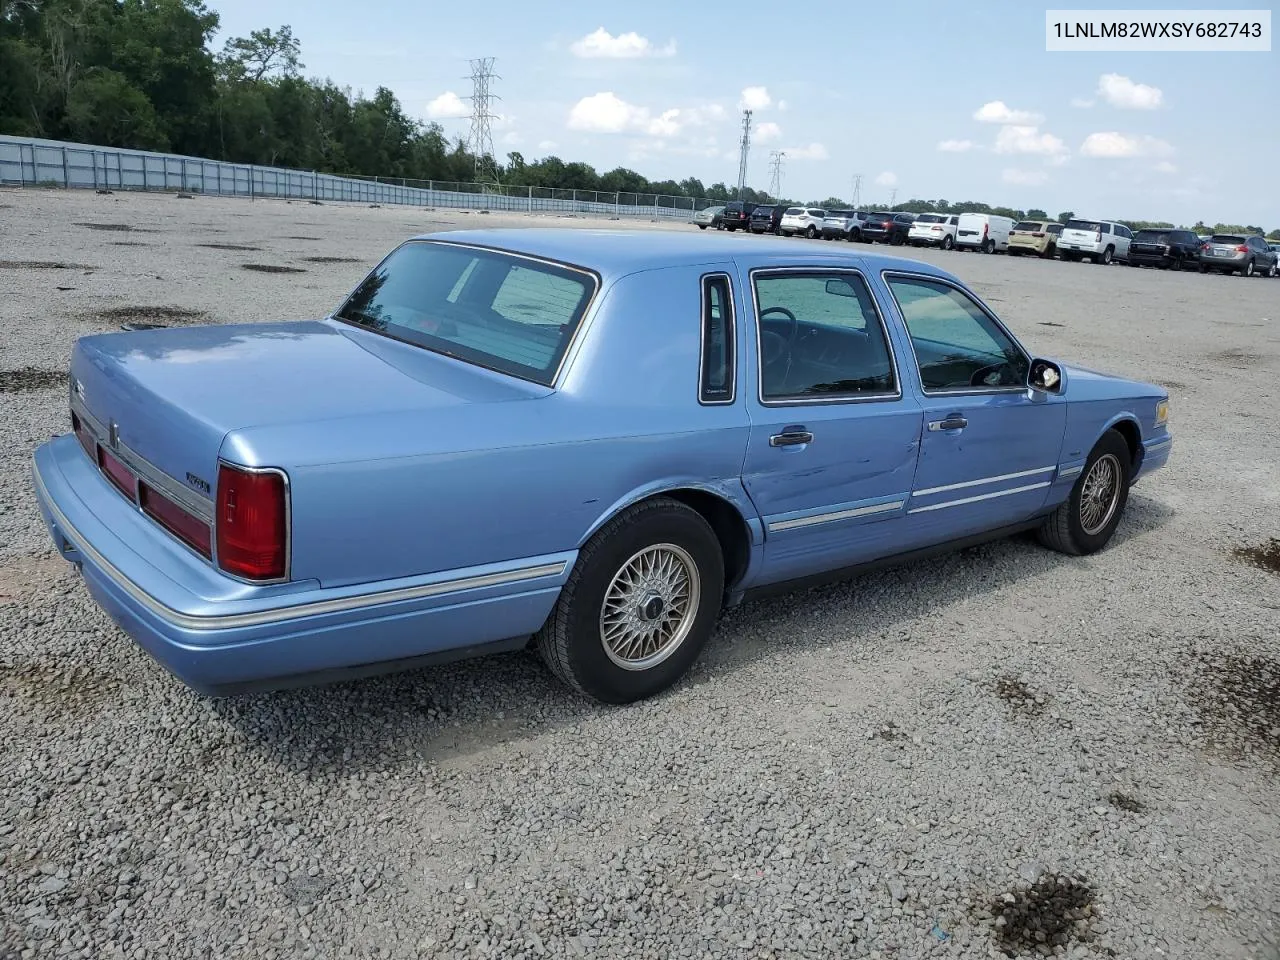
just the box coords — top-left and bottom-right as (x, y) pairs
(1155, 160), (1177, 174)
(993, 125), (1066, 156)
(501, 131), (522, 146)
(1079, 131), (1174, 158)
(974, 100), (1044, 125)
(740, 86), (772, 111)
(537, 140), (558, 151)
(1047, 153), (1071, 167)
(783, 142), (829, 161)
(1002, 168), (1048, 186)
(1097, 73), (1163, 110)
(937, 139), (974, 153)
(755, 121), (782, 143)
(777, 99), (789, 111)
(425, 91), (468, 119)
(570, 27), (676, 59)
(568, 92), (644, 133)
(646, 108), (682, 137)
(874, 171), (898, 187)
(1070, 97), (1095, 108)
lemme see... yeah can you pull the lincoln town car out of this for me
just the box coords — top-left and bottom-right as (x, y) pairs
(32, 229), (1172, 703)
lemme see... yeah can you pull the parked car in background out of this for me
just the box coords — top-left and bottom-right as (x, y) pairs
(780, 207), (827, 238)
(1198, 234), (1278, 277)
(861, 211), (916, 245)
(1127, 228), (1202, 270)
(954, 213), (1015, 254)
(1008, 220), (1064, 258)
(821, 210), (861, 240)
(721, 200), (756, 231)
(750, 204), (786, 235)
(32, 228), (1173, 704)
(1057, 219), (1132, 264)
(692, 205), (725, 230)
(907, 214), (961, 250)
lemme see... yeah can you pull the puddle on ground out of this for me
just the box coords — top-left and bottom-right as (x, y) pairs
(0, 367), (68, 393)
(1231, 539), (1280, 575)
(242, 264), (307, 274)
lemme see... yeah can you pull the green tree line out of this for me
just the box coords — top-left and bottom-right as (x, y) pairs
(2, 1), (1276, 238)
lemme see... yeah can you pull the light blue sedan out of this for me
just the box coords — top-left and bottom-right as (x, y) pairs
(32, 229), (1172, 703)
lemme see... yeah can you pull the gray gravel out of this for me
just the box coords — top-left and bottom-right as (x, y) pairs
(2, 188), (1279, 959)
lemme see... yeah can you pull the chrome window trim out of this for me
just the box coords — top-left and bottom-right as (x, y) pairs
(214, 460), (293, 586)
(880, 269), (1033, 398)
(912, 465), (1056, 498)
(747, 265), (904, 408)
(71, 393), (215, 525)
(768, 499), (904, 533)
(907, 480), (1052, 514)
(331, 237), (603, 391)
(34, 459), (568, 632)
(698, 271), (737, 406)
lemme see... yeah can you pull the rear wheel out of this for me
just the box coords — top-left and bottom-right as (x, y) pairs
(1096, 246), (1113, 265)
(1036, 430), (1132, 556)
(698, 224), (707, 230)
(941, 234), (954, 250)
(1268, 263), (1278, 278)
(535, 497), (724, 704)
(1241, 259), (1255, 277)
(983, 238), (995, 254)
(806, 225), (817, 239)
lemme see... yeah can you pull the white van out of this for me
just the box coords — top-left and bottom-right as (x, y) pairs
(1057, 218), (1133, 264)
(954, 213), (1015, 253)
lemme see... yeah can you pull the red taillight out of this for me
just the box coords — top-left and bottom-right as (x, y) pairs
(1235, 244), (1248, 253)
(216, 464), (287, 580)
(97, 445), (137, 502)
(71, 413), (94, 459)
(1095, 230), (1102, 242)
(983, 224), (989, 236)
(140, 484), (212, 558)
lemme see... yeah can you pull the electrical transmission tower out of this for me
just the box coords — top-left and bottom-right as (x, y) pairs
(735, 109), (752, 198)
(889, 187), (898, 208)
(851, 174), (862, 210)
(466, 57), (501, 188)
(767, 151), (785, 201)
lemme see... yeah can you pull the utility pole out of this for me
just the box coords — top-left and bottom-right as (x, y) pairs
(466, 57), (501, 188)
(767, 150), (785, 202)
(889, 187), (898, 208)
(735, 109), (752, 199)
(851, 174), (862, 210)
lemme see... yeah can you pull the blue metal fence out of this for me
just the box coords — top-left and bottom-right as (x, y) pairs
(0, 135), (717, 219)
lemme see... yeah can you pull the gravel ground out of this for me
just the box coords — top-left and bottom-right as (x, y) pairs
(2, 188), (1279, 960)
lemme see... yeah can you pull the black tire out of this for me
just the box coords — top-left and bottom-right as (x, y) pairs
(941, 234), (953, 250)
(1036, 430), (1132, 557)
(1241, 259), (1255, 277)
(698, 224), (707, 230)
(535, 497), (725, 704)
(1200, 262), (1209, 273)
(806, 225), (817, 239)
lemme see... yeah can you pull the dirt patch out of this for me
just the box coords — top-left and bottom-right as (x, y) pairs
(1038, 321), (1065, 328)
(285, 235), (322, 240)
(1231, 539), (1280, 575)
(993, 676), (1048, 716)
(991, 873), (1096, 956)
(242, 263), (307, 274)
(0, 367), (69, 393)
(87, 305), (210, 327)
(1107, 791), (1145, 813)
(0, 661), (123, 721)
(1187, 651), (1280, 761)
(0, 260), (92, 270)
(197, 243), (262, 252)
(301, 256), (362, 264)
(76, 222), (144, 232)
(0, 555), (72, 604)
(109, 241), (152, 247)
(1210, 348), (1264, 368)
(873, 721), (908, 741)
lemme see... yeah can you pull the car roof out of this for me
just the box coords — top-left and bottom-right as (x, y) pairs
(413, 227), (958, 282)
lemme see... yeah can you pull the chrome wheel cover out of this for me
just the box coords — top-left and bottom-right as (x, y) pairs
(1079, 453), (1122, 535)
(600, 543), (700, 671)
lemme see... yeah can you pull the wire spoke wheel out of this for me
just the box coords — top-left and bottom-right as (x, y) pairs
(599, 543), (701, 671)
(1079, 453), (1122, 535)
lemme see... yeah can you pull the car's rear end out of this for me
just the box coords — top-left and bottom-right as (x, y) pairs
(1198, 234), (1251, 273)
(1128, 229), (1178, 268)
(953, 213), (993, 251)
(778, 207), (808, 236)
(907, 214), (950, 247)
(821, 210), (853, 239)
(1008, 221), (1053, 256)
(692, 205), (723, 228)
(1057, 219), (1107, 260)
(750, 205), (778, 234)
(860, 212), (894, 243)
(721, 201), (753, 231)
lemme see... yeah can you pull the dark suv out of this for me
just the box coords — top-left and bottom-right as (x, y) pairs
(750, 204), (785, 234)
(720, 200), (756, 232)
(861, 211), (916, 245)
(1128, 228), (1202, 270)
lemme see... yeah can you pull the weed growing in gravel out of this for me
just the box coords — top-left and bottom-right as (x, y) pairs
(1188, 651), (1280, 761)
(0, 367), (68, 392)
(993, 677), (1048, 716)
(991, 873), (1096, 956)
(1231, 539), (1280, 575)
(1107, 791), (1145, 813)
(242, 263), (307, 273)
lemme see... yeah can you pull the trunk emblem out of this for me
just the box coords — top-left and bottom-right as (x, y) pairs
(186, 473), (211, 495)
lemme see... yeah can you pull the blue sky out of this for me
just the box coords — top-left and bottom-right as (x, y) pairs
(208, 1), (1278, 227)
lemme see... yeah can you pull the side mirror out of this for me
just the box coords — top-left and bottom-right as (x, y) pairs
(825, 278), (857, 298)
(1029, 358), (1063, 394)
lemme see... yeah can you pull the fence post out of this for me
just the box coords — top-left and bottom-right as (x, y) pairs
(249, 165), (254, 201)
(60, 147), (69, 187)
(141, 156), (149, 190)
(614, 192), (619, 218)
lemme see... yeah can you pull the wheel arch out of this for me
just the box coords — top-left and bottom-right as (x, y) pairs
(1100, 415), (1142, 472)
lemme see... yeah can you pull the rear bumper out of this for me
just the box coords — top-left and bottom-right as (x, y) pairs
(1200, 256), (1247, 270)
(1129, 251), (1175, 266)
(1009, 238), (1050, 254)
(32, 436), (571, 695)
(908, 233), (947, 246)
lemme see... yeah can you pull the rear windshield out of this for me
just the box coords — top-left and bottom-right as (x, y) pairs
(335, 241), (596, 386)
(1134, 230), (1171, 242)
(826, 210), (853, 218)
(1012, 221), (1043, 231)
(784, 207), (804, 215)
(1209, 234), (1246, 244)
(1065, 219), (1103, 232)
(915, 214), (946, 224)
(866, 212), (891, 221)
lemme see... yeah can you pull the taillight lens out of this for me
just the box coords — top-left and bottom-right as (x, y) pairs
(216, 464), (287, 580)
(140, 484), (212, 559)
(97, 445), (137, 502)
(1235, 244), (1248, 253)
(71, 412), (94, 459)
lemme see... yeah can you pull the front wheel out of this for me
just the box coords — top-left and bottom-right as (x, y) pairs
(1241, 260), (1255, 277)
(1036, 430), (1132, 556)
(806, 225), (817, 239)
(941, 234), (954, 250)
(535, 497), (724, 704)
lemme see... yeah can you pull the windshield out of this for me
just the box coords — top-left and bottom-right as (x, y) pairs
(1012, 221), (1042, 231)
(1065, 219), (1102, 232)
(335, 241), (596, 386)
(1209, 234), (1245, 244)
(916, 214), (946, 224)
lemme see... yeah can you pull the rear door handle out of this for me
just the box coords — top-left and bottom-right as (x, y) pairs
(769, 427), (814, 447)
(927, 416), (968, 432)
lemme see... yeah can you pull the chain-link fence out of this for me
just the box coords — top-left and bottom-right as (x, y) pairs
(0, 136), (723, 219)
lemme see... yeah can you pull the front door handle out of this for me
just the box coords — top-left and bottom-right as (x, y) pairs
(769, 427), (814, 447)
(928, 416), (968, 432)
